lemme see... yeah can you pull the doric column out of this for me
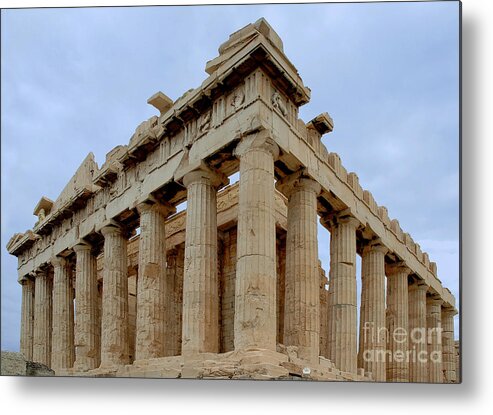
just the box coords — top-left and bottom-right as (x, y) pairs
(408, 281), (428, 382)
(73, 242), (100, 371)
(277, 174), (321, 363)
(276, 235), (286, 346)
(179, 165), (226, 355)
(100, 224), (129, 368)
(33, 269), (52, 366)
(20, 276), (35, 361)
(442, 307), (457, 383)
(234, 133), (280, 351)
(386, 263), (411, 382)
(325, 213), (359, 374)
(51, 256), (75, 371)
(426, 297), (443, 383)
(358, 241), (388, 382)
(165, 247), (184, 356)
(135, 200), (174, 360)
(319, 264), (329, 360)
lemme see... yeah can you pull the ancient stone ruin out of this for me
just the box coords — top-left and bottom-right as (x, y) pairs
(7, 18), (458, 382)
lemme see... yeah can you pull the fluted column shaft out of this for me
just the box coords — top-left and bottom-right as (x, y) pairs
(234, 136), (279, 351)
(100, 225), (129, 367)
(51, 257), (75, 371)
(182, 169), (222, 354)
(319, 265), (329, 359)
(166, 248), (184, 356)
(278, 176), (321, 363)
(427, 298), (443, 382)
(73, 243), (100, 371)
(358, 243), (387, 381)
(442, 307), (457, 383)
(33, 270), (52, 366)
(408, 282), (428, 382)
(135, 201), (173, 360)
(327, 215), (359, 374)
(386, 264), (410, 382)
(20, 278), (35, 360)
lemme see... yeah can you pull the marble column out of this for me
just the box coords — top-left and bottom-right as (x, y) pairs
(427, 297), (443, 383)
(100, 224), (129, 367)
(358, 241), (388, 382)
(442, 307), (457, 383)
(181, 166), (225, 354)
(386, 263), (411, 382)
(166, 247), (184, 356)
(234, 134), (279, 351)
(277, 174), (321, 363)
(135, 201), (174, 360)
(73, 242), (100, 371)
(408, 281), (428, 382)
(51, 256), (75, 371)
(319, 264), (329, 360)
(276, 235), (286, 346)
(326, 213), (359, 374)
(33, 269), (52, 366)
(20, 276), (35, 361)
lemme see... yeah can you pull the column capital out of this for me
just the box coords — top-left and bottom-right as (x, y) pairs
(100, 222), (124, 237)
(51, 255), (69, 269)
(136, 198), (176, 217)
(183, 166), (228, 189)
(33, 268), (48, 279)
(175, 159), (228, 189)
(362, 239), (388, 255)
(441, 306), (458, 317)
(321, 210), (360, 230)
(426, 296), (444, 307)
(233, 129), (280, 160)
(166, 247), (180, 261)
(409, 280), (429, 293)
(276, 171), (321, 198)
(73, 241), (93, 253)
(19, 274), (34, 285)
(386, 261), (412, 277)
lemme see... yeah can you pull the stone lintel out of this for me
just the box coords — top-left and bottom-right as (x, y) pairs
(33, 196), (54, 217)
(147, 91), (174, 115)
(306, 112), (334, 136)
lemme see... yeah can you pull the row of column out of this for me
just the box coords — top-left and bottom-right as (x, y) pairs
(19, 131), (456, 383)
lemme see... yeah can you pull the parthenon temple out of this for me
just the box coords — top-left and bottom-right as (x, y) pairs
(7, 18), (458, 382)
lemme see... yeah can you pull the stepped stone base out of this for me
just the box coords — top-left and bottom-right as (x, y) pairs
(1, 351), (55, 376)
(57, 347), (372, 381)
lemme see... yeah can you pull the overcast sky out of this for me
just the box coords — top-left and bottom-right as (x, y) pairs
(1, 1), (459, 352)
